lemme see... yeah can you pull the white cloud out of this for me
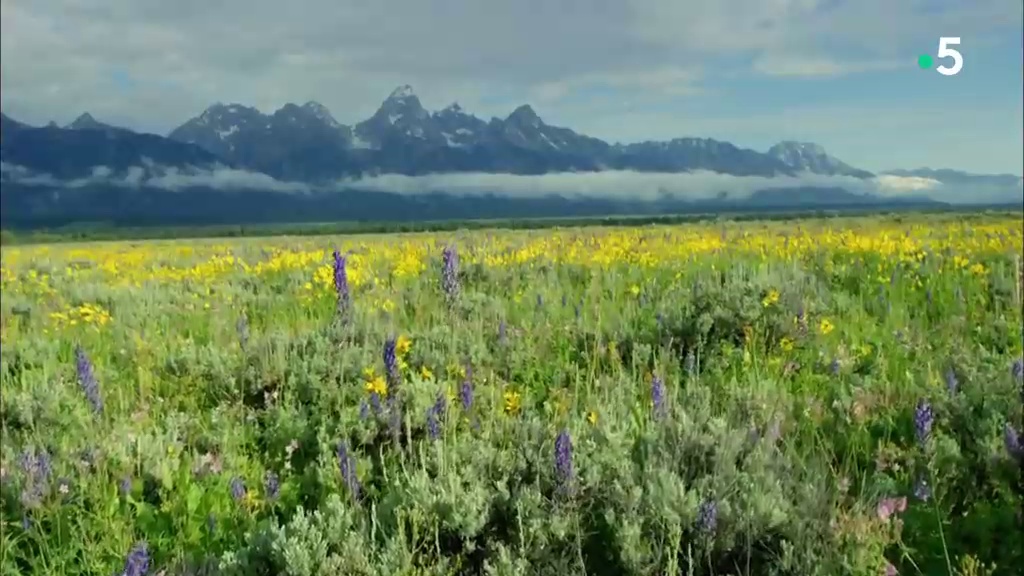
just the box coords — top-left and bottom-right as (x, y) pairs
(750, 55), (903, 77)
(1, 0), (1017, 133)
(5, 162), (1021, 204)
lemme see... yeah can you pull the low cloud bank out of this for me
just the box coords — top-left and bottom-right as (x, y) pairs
(2, 162), (1021, 205)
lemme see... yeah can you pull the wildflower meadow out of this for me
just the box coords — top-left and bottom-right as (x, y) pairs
(1, 213), (1022, 576)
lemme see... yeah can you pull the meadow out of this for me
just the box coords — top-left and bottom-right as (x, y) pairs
(1, 213), (1022, 576)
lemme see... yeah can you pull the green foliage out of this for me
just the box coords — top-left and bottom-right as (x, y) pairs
(1, 214), (1022, 575)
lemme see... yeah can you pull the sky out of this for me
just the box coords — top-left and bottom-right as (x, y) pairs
(2, 0), (1022, 175)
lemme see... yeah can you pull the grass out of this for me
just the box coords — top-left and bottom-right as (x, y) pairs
(1, 213), (1022, 575)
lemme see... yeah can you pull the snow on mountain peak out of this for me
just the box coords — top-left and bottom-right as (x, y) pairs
(389, 85), (415, 100)
(443, 102), (463, 114)
(301, 101), (340, 128)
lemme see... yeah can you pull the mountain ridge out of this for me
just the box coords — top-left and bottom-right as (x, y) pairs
(2, 85), (876, 181)
(5, 85), (1020, 183)
(2, 85), (1021, 228)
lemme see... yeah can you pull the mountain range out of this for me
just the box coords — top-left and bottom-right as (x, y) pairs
(1, 85), (1021, 227)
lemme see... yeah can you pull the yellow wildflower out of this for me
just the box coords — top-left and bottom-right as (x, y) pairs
(396, 335), (412, 357)
(779, 337), (794, 352)
(420, 365), (434, 381)
(365, 375), (387, 397)
(819, 318), (834, 335)
(762, 289), (780, 307)
(447, 363), (466, 379)
(586, 410), (598, 425)
(503, 390), (521, 415)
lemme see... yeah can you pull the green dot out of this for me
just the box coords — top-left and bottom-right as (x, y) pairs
(917, 54), (933, 69)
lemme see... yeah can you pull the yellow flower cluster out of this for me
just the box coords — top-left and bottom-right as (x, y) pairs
(48, 303), (112, 329)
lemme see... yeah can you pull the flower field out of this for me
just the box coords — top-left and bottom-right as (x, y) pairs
(1, 213), (1023, 576)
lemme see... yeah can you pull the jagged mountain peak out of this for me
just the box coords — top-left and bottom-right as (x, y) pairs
(389, 84), (416, 100)
(82, 84), (888, 182)
(198, 102), (263, 120)
(440, 102), (464, 114)
(66, 112), (123, 132)
(768, 140), (873, 178)
(770, 141), (828, 155)
(68, 112), (98, 127)
(507, 104), (541, 125)
(300, 101), (340, 125)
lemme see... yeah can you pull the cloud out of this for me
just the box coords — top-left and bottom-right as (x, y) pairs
(1, 161), (310, 193)
(6, 161), (1020, 204)
(531, 67), (703, 104)
(336, 170), (879, 200)
(750, 55), (903, 77)
(1, 0), (1017, 135)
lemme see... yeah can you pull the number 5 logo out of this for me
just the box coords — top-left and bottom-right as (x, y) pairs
(936, 37), (963, 76)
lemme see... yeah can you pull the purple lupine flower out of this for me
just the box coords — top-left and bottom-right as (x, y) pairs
(829, 358), (841, 376)
(369, 392), (382, 415)
(336, 441), (360, 499)
(574, 304), (581, 319)
(426, 408), (440, 440)
(914, 399), (934, 446)
(697, 499), (718, 533)
(207, 514), (217, 534)
(119, 475), (132, 496)
(554, 429), (574, 493)
(426, 392), (446, 440)
(386, 393), (402, 442)
(18, 448), (52, 509)
(229, 477), (246, 502)
(651, 375), (666, 418)
(913, 476), (931, 502)
(1004, 423), (1022, 460)
(359, 400), (370, 420)
(926, 288), (933, 305)
(120, 542), (150, 576)
(332, 249), (351, 318)
(236, 313), (250, 348)
(497, 320), (507, 345)
(561, 294), (567, 307)
(74, 344), (103, 414)
(39, 451), (53, 480)
(944, 367), (959, 394)
(1012, 358), (1024, 382)
(264, 471), (280, 501)
(441, 244), (460, 308)
(383, 337), (400, 389)
(536, 293), (543, 309)
(460, 367), (474, 411)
